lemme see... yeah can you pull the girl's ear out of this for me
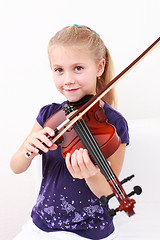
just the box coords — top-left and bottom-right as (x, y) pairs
(97, 58), (105, 77)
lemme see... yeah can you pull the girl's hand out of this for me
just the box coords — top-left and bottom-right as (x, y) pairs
(24, 127), (57, 157)
(65, 148), (100, 179)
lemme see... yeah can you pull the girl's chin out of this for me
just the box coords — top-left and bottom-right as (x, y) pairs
(66, 96), (82, 103)
(64, 93), (85, 103)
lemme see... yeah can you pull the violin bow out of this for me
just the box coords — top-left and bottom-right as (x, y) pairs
(52, 37), (160, 141)
(26, 37), (160, 163)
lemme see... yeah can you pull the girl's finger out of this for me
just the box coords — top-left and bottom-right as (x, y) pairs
(41, 127), (55, 137)
(66, 152), (75, 177)
(24, 142), (39, 154)
(27, 136), (49, 153)
(77, 148), (88, 171)
(69, 150), (83, 179)
(82, 149), (100, 177)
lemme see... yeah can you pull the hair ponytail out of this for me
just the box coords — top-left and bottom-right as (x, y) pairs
(97, 48), (117, 108)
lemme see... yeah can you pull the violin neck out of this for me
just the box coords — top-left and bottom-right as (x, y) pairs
(73, 119), (131, 205)
(73, 119), (116, 181)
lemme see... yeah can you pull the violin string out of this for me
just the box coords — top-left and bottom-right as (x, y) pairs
(75, 120), (114, 179)
(80, 120), (126, 199)
(74, 120), (125, 200)
(75, 120), (125, 200)
(74, 120), (110, 177)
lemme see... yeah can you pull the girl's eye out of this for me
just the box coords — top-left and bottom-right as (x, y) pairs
(75, 66), (83, 71)
(55, 68), (63, 73)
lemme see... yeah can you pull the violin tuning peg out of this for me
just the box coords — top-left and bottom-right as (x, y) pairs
(100, 193), (114, 205)
(120, 174), (135, 184)
(128, 186), (142, 197)
(108, 207), (119, 217)
(100, 195), (109, 205)
(134, 186), (142, 195)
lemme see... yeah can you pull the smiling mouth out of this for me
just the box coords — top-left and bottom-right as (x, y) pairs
(64, 88), (79, 92)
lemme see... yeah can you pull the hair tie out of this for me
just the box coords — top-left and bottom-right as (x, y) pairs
(73, 24), (99, 36)
(93, 30), (97, 35)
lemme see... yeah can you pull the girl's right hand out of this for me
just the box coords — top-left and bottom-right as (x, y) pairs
(24, 127), (57, 157)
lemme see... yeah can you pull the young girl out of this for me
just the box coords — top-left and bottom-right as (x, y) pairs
(11, 25), (129, 240)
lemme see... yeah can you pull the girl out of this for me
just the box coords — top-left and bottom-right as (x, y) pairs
(11, 25), (129, 240)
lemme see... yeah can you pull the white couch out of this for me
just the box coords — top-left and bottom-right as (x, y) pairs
(113, 118), (160, 239)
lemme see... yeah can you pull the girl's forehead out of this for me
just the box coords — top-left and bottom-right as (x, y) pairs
(50, 44), (93, 62)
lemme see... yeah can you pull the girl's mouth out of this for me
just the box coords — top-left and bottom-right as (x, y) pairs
(64, 88), (79, 93)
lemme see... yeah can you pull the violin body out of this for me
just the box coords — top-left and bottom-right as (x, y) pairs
(44, 102), (121, 160)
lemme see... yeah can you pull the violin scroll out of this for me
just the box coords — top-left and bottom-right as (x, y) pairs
(108, 186), (142, 217)
(100, 174), (142, 217)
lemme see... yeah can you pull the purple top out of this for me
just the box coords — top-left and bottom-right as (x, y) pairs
(31, 101), (129, 240)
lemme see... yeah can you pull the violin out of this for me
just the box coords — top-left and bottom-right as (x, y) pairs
(26, 37), (159, 217)
(43, 96), (137, 217)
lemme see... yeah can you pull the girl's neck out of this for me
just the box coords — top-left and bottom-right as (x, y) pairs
(68, 95), (94, 107)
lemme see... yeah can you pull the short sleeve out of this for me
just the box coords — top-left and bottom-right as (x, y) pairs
(36, 103), (64, 127)
(103, 102), (130, 145)
(115, 118), (130, 145)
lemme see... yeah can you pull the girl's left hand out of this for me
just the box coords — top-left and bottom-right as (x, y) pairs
(65, 148), (100, 179)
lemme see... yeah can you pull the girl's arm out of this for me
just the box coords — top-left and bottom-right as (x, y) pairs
(65, 144), (126, 198)
(10, 121), (57, 174)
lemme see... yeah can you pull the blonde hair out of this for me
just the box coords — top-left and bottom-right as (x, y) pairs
(48, 25), (116, 108)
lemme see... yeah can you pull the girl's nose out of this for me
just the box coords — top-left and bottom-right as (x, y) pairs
(64, 72), (75, 85)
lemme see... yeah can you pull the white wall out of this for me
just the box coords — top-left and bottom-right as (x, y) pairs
(0, 0), (160, 239)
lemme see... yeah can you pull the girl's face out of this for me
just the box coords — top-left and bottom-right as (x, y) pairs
(50, 45), (105, 102)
